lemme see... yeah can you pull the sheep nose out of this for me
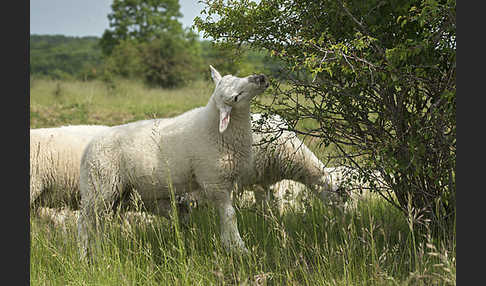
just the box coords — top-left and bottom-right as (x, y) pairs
(250, 74), (269, 87)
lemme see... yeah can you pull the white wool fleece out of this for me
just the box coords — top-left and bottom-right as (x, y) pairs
(247, 114), (336, 195)
(30, 125), (109, 209)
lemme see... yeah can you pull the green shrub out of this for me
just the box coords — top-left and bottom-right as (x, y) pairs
(195, 0), (456, 235)
(139, 33), (203, 88)
(103, 40), (144, 80)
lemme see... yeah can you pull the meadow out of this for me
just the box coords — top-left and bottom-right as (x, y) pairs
(30, 78), (456, 285)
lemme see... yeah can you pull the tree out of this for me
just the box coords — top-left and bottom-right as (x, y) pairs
(199, 40), (272, 78)
(100, 0), (183, 56)
(103, 39), (144, 79)
(199, 40), (241, 76)
(139, 31), (204, 88)
(195, 0), (456, 234)
(99, 0), (204, 88)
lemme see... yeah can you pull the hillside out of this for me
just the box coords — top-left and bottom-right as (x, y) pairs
(30, 34), (103, 79)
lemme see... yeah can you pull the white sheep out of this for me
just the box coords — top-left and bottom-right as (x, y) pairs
(241, 113), (343, 204)
(77, 66), (269, 258)
(266, 179), (310, 214)
(30, 124), (195, 224)
(30, 125), (109, 210)
(29, 118), (341, 223)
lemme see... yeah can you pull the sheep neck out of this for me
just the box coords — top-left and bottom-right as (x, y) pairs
(255, 138), (325, 189)
(205, 96), (250, 133)
(204, 96), (253, 161)
(286, 146), (326, 189)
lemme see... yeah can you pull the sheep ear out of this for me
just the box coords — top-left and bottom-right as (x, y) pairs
(219, 104), (232, 133)
(210, 65), (222, 85)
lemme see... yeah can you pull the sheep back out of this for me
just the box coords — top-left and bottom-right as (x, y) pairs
(30, 125), (109, 209)
(79, 106), (252, 214)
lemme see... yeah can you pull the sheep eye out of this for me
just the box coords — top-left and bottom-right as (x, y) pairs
(235, 92), (242, 102)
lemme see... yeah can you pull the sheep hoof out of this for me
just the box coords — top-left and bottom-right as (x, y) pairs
(222, 237), (249, 254)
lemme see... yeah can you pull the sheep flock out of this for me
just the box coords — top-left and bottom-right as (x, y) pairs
(30, 66), (382, 259)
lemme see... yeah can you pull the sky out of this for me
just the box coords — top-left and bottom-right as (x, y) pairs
(30, 0), (207, 38)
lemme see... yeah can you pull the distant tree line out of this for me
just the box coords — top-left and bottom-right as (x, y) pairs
(30, 33), (280, 87)
(30, 35), (104, 80)
(30, 1), (282, 88)
(30, 0), (286, 88)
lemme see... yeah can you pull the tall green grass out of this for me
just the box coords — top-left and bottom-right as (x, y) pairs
(31, 196), (455, 285)
(30, 78), (455, 285)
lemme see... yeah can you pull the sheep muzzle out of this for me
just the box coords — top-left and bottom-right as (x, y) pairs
(249, 74), (269, 88)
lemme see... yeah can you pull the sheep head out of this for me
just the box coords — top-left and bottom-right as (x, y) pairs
(313, 171), (351, 204)
(209, 65), (269, 133)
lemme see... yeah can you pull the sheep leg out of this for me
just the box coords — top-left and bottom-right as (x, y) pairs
(254, 185), (276, 211)
(29, 177), (43, 210)
(139, 195), (193, 226)
(77, 169), (122, 261)
(201, 184), (248, 252)
(207, 186), (248, 252)
(77, 198), (96, 261)
(219, 196), (248, 252)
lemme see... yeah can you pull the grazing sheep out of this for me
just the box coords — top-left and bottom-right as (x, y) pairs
(77, 66), (269, 258)
(30, 124), (196, 226)
(30, 125), (109, 210)
(240, 113), (344, 204)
